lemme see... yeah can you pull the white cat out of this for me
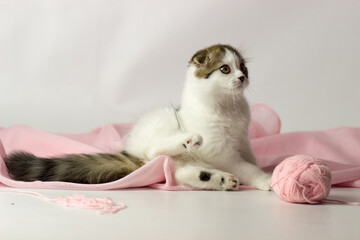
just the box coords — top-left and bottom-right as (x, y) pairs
(5, 44), (271, 191)
(125, 44), (271, 190)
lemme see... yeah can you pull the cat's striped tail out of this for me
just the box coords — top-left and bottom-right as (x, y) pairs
(4, 151), (144, 184)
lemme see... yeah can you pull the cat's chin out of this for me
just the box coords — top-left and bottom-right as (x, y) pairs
(226, 86), (245, 94)
(235, 83), (243, 89)
(230, 82), (246, 91)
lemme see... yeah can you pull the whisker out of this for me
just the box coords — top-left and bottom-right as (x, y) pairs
(243, 57), (254, 63)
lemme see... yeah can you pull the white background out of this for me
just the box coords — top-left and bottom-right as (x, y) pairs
(1, 0), (360, 133)
(1, 2), (360, 240)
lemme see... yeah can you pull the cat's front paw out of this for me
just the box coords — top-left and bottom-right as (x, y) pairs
(183, 134), (203, 152)
(253, 174), (272, 191)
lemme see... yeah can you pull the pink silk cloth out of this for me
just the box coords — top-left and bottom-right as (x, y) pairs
(0, 104), (359, 190)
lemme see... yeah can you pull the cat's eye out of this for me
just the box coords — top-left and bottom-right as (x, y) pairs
(220, 65), (231, 74)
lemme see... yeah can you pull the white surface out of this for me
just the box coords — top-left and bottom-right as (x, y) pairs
(0, 187), (360, 240)
(1, 0), (360, 133)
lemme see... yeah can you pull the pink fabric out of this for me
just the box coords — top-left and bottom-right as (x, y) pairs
(0, 103), (359, 190)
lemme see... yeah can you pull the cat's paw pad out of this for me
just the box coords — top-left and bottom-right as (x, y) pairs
(212, 173), (239, 191)
(183, 134), (203, 152)
(221, 174), (240, 191)
(253, 174), (272, 191)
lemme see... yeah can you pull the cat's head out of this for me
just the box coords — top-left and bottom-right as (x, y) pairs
(186, 44), (248, 97)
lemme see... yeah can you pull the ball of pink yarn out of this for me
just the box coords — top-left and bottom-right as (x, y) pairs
(271, 155), (332, 204)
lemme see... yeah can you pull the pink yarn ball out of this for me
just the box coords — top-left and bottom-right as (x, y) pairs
(271, 155), (332, 204)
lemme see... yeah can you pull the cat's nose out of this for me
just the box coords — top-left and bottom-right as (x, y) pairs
(239, 76), (245, 83)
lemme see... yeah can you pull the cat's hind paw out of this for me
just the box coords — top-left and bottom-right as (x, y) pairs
(219, 174), (240, 191)
(200, 171), (239, 191)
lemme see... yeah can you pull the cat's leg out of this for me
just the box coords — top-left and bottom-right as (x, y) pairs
(145, 133), (203, 159)
(175, 164), (240, 191)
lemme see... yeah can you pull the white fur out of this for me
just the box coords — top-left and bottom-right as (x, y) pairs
(124, 49), (271, 191)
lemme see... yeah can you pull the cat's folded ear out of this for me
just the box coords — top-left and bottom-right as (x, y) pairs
(190, 46), (225, 68)
(190, 50), (211, 68)
(192, 54), (210, 67)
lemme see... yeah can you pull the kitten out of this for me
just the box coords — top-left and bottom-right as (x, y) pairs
(5, 44), (271, 191)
